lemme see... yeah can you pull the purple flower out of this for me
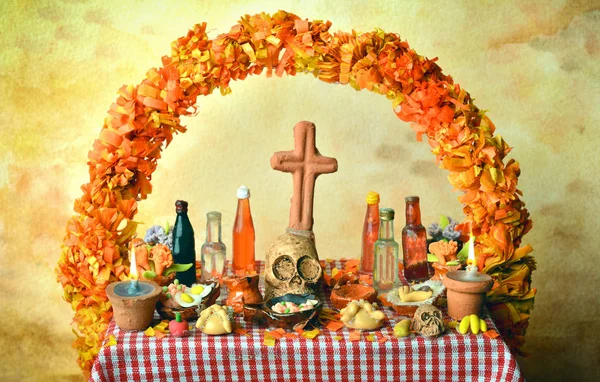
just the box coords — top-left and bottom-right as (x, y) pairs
(145, 225), (170, 246)
(427, 223), (442, 238)
(442, 220), (461, 241)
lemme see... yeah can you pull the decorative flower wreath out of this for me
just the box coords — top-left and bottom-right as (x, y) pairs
(56, 11), (535, 373)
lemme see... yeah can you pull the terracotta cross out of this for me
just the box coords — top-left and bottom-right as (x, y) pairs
(271, 121), (338, 231)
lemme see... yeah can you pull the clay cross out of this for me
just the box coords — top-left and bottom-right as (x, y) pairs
(270, 121), (338, 231)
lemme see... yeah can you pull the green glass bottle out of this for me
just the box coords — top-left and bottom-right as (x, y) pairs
(172, 200), (196, 286)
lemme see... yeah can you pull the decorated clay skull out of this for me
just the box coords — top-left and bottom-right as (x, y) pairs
(411, 304), (445, 337)
(264, 232), (322, 300)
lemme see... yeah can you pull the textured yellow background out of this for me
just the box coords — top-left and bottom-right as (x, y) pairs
(1, 0), (599, 380)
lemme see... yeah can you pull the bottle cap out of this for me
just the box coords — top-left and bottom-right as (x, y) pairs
(379, 208), (395, 221)
(175, 200), (188, 213)
(405, 195), (420, 202)
(237, 185), (250, 199)
(366, 191), (380, 205)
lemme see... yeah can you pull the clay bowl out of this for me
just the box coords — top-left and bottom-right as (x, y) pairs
(379, 280), (445, 318)
(243, 293), (322, 331)
(330, 272), (378, 310)
(156, 281), (221, 321)
(331, 284), (378, 310)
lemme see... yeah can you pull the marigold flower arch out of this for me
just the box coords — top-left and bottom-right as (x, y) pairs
(56, 11), (536, 373)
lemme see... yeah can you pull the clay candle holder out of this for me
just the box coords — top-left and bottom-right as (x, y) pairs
(442, 234), (493, 320)
(106, 280), (161, 330)
(443, 270), (492, 320)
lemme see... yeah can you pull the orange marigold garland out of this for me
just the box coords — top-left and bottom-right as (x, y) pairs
(56, 11), (535, 372)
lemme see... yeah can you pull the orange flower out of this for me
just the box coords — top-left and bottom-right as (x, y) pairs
(150, 244), (173, 276)
(131, 238), (151, 273)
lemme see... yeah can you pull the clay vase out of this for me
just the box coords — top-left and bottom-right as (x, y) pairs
(443, 270), (493, 320)
(222, 274), (263, 314)
(106, 281), (162, 330)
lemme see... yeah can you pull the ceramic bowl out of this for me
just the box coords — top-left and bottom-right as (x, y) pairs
(243, 293), (322, 331)
(155, 281), (221, 321)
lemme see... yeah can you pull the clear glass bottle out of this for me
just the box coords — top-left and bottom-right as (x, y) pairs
(360, 191), (380, 275)
(232, 185), (256, 273)
(200, 211), (226, 281)
(402, 196), (429, 283)
(373, 208), (399, 292)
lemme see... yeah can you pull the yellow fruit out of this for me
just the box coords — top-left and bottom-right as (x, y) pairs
(480, 318), (488, 333)
(394, 319), (411, 338)
(470, 314), (480, 335)
(459, 316), (470, 334)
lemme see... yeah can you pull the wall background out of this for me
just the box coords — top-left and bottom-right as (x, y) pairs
(1, 0), (599, 380)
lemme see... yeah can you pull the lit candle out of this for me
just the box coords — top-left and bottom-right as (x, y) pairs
(128, 244), (140, 295)
(465, 233), (478, 278)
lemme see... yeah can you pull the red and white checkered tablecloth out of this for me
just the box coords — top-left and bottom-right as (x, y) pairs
(90, 260), (523, 382)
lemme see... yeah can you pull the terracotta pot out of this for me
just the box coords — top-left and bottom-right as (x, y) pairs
(106, 281), (161, 330)
(443, 270), (493, 320)
(222, 275), (263, 314)
(330, 273), (378, 310)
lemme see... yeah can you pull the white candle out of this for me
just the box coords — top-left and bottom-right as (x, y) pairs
(128, 244), (140, 294)
(465, 233), (478, 277)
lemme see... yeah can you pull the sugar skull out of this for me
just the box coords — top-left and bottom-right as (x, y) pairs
(264, 232), (322, 300)
(411, 304), (445, 337)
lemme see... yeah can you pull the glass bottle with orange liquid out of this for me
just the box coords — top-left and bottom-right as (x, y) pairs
(402, 196), (429, 283)
(359, 191), (380, 275)
(232, 185), (256, 274)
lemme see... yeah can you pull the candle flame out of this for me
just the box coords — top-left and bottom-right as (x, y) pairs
(467, 233), (476, 267)
(130, 244), (138, 280)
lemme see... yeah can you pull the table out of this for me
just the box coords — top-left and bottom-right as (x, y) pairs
(90, 260), (523, 381)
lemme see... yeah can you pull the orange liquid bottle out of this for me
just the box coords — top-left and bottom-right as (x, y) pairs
(360, 191), (380, 275)
(232, 185), (256, 273)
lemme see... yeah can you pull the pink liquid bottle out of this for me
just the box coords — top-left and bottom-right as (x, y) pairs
(359, 191), (380, 275)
